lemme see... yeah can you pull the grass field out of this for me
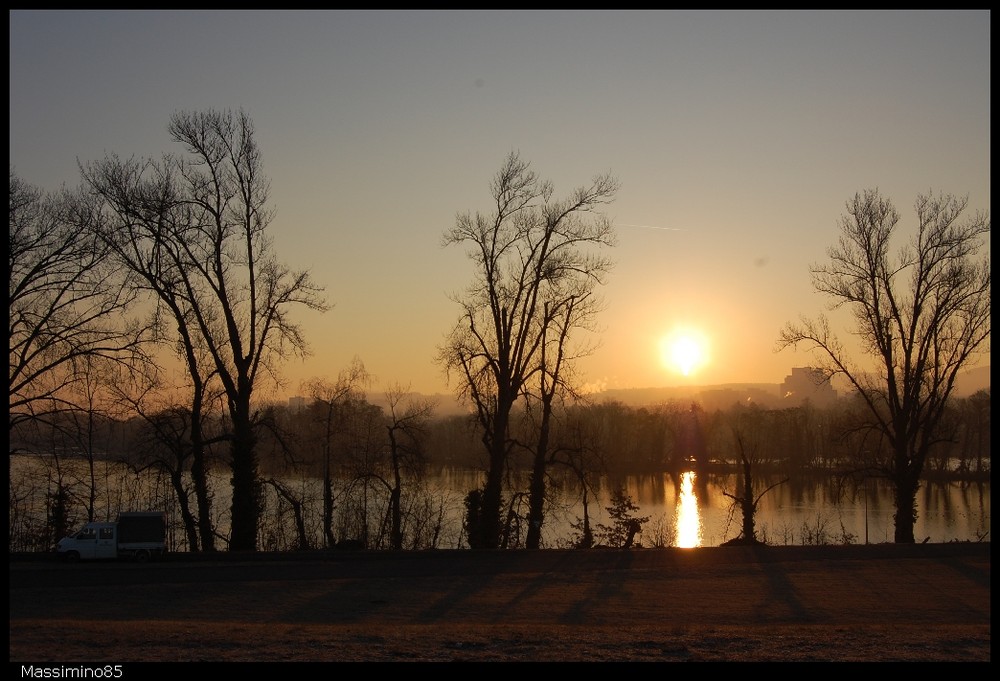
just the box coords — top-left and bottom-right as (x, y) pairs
(9, 543), (991, 663)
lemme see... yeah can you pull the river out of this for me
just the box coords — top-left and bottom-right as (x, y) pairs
(436, 466), (991, 548)
(9, 455), (990, 550)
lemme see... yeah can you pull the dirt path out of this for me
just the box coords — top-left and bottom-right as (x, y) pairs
(9, 543), (991, 662)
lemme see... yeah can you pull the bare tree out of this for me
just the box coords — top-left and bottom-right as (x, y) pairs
(9, 169), (148, 436)
(524, 292), (601, 549)
(778, 189), (990, 543)
(130, 404), (202, 552)
(382, 385), (433, 550)
(720, 405), (788, 545)
(303, 358), (371, 548)
(82, 109), (329, 550)
(108, 356), (227, 552)
(262, 477), (311, 551)
(440, 152), (617, 549)
(57, 356), (117, 523)
(331, 395), (385, 548)
(81, 151), (230, 551)
(554, 407), (607, 549)
(956, 389), (990, 476)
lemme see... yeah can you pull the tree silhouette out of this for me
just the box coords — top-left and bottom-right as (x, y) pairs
(83, 109), (328, 550)
(9, 170), (148, 436)
(779, 189), (990, 543)
(382, 385), (433, 551)
(721, 405), (787, 545)
(440, 151), (617, 549)
(303, 359), (371, 548)
(597, 487), (649, 549)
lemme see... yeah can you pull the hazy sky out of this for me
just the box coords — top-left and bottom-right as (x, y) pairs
(9, 10), (991, 399)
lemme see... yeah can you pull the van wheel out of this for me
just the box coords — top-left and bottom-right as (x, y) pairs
(134, 549), (151, 563)
(65, 551), (80, 564)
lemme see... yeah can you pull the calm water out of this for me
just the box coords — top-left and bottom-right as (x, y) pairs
(9, 455), (990, 549)
(434, 467), (991, 548)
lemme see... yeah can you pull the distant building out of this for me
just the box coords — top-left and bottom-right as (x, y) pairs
(780, 367), (837, 406)
(288, 396), (307, 412)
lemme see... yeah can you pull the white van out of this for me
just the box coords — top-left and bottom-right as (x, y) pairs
(56, 512), (167, 562)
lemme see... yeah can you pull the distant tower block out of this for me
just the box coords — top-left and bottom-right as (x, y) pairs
(780, 367), (837, 405)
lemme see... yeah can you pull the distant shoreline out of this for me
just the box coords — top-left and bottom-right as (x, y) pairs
(345, 365), (990, 415)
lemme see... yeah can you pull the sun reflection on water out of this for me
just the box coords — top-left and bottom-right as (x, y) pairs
(676, 471), (702, 548)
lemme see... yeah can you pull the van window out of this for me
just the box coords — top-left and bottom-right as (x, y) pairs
(76, 528), (96, 540)
(99, 527), (114, 540)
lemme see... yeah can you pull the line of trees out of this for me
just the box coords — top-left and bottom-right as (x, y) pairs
(9, 377), (455, 553)
(9, 111), (990, 550)
(11, 109), (329, 551)
(8, 382), (990, 552)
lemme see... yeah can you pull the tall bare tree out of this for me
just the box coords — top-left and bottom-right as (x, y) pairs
(9, 170), (147, 436)
(82, 109), (329, 551)
(778, 189), (990, 543)
(440, 152), (617, 549)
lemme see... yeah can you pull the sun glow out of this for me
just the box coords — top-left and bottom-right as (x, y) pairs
(659, 327), (710, 377)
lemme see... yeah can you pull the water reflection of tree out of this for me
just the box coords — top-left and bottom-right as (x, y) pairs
(718, 405), (789, 544)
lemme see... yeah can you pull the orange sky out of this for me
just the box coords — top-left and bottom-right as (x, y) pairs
(10, 11), (990, 399)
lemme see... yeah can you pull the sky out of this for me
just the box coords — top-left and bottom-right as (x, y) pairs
(9, 10), (991, 401)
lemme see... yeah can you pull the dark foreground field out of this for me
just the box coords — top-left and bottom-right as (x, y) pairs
(9, 543), (990, 663)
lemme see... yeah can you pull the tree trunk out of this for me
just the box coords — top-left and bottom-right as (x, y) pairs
(893, 475), (919, 544)
(481, 444), (504, 550)
(189, 391), (215, 552)
(526, 395), (554, 550)
(386, 426), (404, 551)
(170, 467), (200, 552)
(389, 485), (402, 551)
(323, 466), (335, 549)
(480, 402), (511, 550)
(229, 395), (259, 551)
(741, 455), (756, 542)
(525, 456), (546, 549)
(191, 447), (214, 551)
(578, 488), (593, 549)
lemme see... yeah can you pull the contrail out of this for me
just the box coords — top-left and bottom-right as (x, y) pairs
(618, 223), (686, 232)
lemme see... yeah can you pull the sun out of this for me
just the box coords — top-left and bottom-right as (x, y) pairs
(659, 327), (710, 377)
